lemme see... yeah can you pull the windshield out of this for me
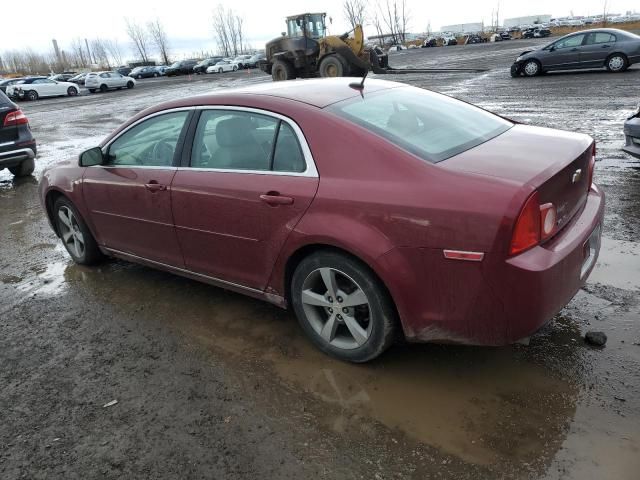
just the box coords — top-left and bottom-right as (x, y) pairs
(170, 62), (181, 68)
(327, 87), (513, 163)
(287, 14), (326, 39)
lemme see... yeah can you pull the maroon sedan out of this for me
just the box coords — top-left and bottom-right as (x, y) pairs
(39, 78), (604, 362)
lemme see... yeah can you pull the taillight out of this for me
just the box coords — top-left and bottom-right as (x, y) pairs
(587, 142), (596, 190)
(3, 109), (29, 127)
(510, 192), (560, 255)
(510, 191), (541, 255)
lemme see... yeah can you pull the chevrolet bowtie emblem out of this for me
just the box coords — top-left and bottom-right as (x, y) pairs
(572, 169), (582, 183)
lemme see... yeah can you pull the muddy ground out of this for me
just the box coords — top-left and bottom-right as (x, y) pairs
(1, 39), (639, 479)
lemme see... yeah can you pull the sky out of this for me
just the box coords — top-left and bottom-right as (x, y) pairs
(3, 0), (638, 60)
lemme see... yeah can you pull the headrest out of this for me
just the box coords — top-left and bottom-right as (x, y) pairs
(216, 117), (256, 147)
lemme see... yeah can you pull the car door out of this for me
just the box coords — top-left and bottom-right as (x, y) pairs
(82, 109), (193, 266)
(542, 34), (586, 70)
(580, 32), (616, 67)
(32, 79), (54, 97)
(170, 107), (319, 290)
(110, 72), (124, 86)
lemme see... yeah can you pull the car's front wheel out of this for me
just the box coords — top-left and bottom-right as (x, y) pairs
(291, 251), (397, 363)
(606, 53), (628, 72)
(53, 197), (103, 265)
(67, 86), (78, 96)
(522, 59), (541, 77)
(127, 81), (134, 89)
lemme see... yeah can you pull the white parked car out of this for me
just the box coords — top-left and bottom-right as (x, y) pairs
(6, 77), (80, 101)
(231, 55), (253, 69)
(84, 71), (136, 93)
(387, 44), (407, 52)
(206, 60), (238, 74)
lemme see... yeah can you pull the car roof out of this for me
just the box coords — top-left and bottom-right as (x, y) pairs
(200, 77), (404, 108)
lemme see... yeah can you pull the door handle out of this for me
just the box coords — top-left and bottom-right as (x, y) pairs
(260, 192), (294, 206)
(601, 44), (611, 48)
(570, 48), (579, 51)
(145, 181), (167, 192)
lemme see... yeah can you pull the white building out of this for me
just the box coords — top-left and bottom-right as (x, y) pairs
(504, 15), (551, 28)
(440, 23), (484, 34)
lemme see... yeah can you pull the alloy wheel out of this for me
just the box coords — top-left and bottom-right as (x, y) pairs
(524, 61), (539, 76)
(58, 206), (85, 259)
(301, 267), (372, 350)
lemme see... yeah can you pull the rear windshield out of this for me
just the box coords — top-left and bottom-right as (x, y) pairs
(326, 87), (512, 163)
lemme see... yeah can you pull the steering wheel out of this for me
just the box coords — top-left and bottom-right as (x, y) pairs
(151, 140), (175, 166)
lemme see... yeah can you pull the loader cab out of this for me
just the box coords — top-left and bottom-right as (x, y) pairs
(286, 13), (327, 40)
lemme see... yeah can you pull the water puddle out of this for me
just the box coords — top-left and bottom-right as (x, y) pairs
(591, 237), (640, 290)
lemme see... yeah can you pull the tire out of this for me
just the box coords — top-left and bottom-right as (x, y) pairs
(233, 65), (238, 72)
(319, 54), (350, 78)
(271, 58), (295, 81)
(218, 68), (223, 73)
(153, 72), (159, 77)
(27, 90), (39, 101)
(88, 89), (96, 93)
(522, 59), (541, 77)
(291, 251), (397, 363)
(67, 86), (78, 97)
(606, 53), (628, 72)
(53, 197), (103, 266)
(9, 157), (34, 177)
(127, 81), (134, 89)
(510, 64), (521, 78)
(99, 84), (108, 93)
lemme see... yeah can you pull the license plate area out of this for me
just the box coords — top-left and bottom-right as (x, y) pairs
(581, 223), (601, 279)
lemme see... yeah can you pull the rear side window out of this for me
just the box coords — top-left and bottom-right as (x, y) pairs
(587, 32), (616, 44)
(190, 110), (306, 173)
(327, 87), (512, 163)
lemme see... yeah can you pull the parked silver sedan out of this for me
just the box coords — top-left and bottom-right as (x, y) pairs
(511, 28), (640, 77)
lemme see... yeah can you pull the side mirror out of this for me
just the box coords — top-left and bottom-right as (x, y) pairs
(79, 147), (104, 167)
(549, 45), (556, 52)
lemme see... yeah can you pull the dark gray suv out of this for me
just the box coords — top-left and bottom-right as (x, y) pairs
(0, 90), (36, 177)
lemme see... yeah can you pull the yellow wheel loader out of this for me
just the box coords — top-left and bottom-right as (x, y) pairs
(260, 13), (485, 81)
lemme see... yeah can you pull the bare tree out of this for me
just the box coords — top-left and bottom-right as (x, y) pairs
(70, 38), (88, 67)
(104, 39), (124, 66)
(212, 5), (246, 57)
(91, 38), (111, 69)
(125, 18), (151, 63)
(602, 0), (609, 26)
(148, 18), (170, 65)
(343, 0), (366, 28)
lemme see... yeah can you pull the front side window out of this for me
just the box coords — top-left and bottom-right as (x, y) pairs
(327, 87), (512, 163)
(554, 34), (585, 49)
(106, 111), (189, 167)
(100, 73), (110, 78)
(190, 110), (306, 173)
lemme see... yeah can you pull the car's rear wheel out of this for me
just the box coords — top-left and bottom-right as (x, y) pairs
(9, 157), (34, 177)
(67, 86), (78, 96)
(606, 53), (628, 72)
(27, 90), (39, 101)
(127, 81), (134, 89)
(233, 65), (238, 71)
(153, 72), (159, 77)
(99, 84), (108, 93)
(522, 59), (541, 77)
(218, 68), (223, 73)
(291, 251), (397, 363)
(53, 197), (103, 265)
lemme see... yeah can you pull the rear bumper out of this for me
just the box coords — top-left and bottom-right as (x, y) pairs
(0, 144), (36, 168)
(377, 186), (605, 346)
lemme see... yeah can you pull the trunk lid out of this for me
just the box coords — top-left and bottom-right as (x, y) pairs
(441, 124), (593, 233)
